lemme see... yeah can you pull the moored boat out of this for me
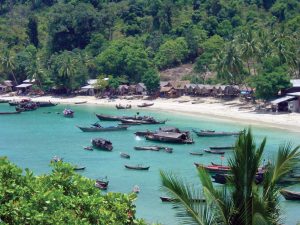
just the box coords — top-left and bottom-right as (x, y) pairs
(95, 114), (125, 121)
(160, 196), (175, 202)
(120, 152), (130, 159)
(36, 101), (57, 107)
(190, 151), (204, 156)
(120, 118), (166, 125)
(74, 101), (87, 104)
(134, 146), (160, 151)
(210, 146), (234, 150)
(73, 166), (86, 171)
(145, 132), (194, 144)
(63, 109), (74, 118)
(0, 111), (21, 115)
(77, 124), (128, 132)
(51, 156), (63, 163)
(193, 129), (242, 137)
(125, 165), (150, 170)
(280, 189), (300, 200)
(194, 163), (230, 174)
(137, 102), (154, 107)
(0, 99), (9, 103)
(92, 138), (113, 151)
(84, 146), (93, 151)
(204, 149), (225, 154)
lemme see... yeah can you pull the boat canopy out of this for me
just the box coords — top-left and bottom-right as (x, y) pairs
(154, 132), (186, 139)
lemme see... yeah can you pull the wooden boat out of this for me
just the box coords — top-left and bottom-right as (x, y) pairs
(137, 102), (154, 107)
(210, 146), (234, 150)
(120, 119), (167, 125)
(73, 166), (86, 171)
(164, 148), (173, 153)
(134, 131), (154, 136)
(193, 129), (241, 137)
(0, 111), (21, 115)
(212, 173), (264, 185)
(194, 163), (230, 174)
(51, 156), (63, 163)
(204, 149), (225, 154)
(125, 165), (150, 170)
(134, 126), (187, 137)
(145, 132), (194, 144)
(84, 146), (93, 151)
(63, 109), (74, 118)
(36, 101), (57, 107)
(96, 178), (109, 186)
(95, 182), (107, 190)
(96, 113), (124, 121)
(92, 138), (113, 151)
(116, 104), (131, 109)
(77, 125), (128, 132)
(74, 101), (87, 104)
(134, 146), (160, 151)
(120, 152), (130, 159)
(280, 189), (300, 200)
(0, 99), (9, 103)
(9, 101), (20, 106)
(119, 122), (142, 126)
(160, 196), (175, 202)
(190, 152), (203, 156)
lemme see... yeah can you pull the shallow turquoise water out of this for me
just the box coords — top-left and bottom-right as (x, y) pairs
(0, 103), (299, 225)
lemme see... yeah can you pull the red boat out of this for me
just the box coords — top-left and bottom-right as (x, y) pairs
(95, 178), (109, 190)
(194, 163), (230, 174)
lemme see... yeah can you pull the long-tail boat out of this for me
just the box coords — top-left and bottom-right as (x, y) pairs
(280, 189), (300, 200)
(0, 111), (21, 115)
(77, 124), (128, 132)
(137, 102), (154, 107)
(63, 109), (74, 118)
(190, 151), (204, 156)
(92, 138), (113, 151)
(36, 101), (57, 107)
(145, 132), (194, 144)
(194, 163), (231, 174)
(116, 104), (131, 109)
(95, 178), (109, 190)
(73, 166), (86, 171)
(96, 114), (125, 121)
(120, 119), (166, 125)
(204, 149), (225, 154)
(120, 152), (130, 159)
(193, 129), (242, 137)
(134, 126), (188, 137)
(125, 165), (150, 170)
(160, 196), (175, 202)
(209, 146), (234, 150)
(0, 99), (9, 103)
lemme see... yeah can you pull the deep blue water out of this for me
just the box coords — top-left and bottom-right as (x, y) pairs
(0, 103), (299, 225)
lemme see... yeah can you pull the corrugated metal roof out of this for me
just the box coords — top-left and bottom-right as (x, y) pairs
(16, 83), (33, 88)
(271, 96), (296, 104)
(288, 92), (300, 97)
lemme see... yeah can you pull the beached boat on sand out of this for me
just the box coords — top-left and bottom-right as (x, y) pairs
(145, 132), (194, 144)
(92, 138), (113, 151)
(137, 102), (154, 107)
(125, 165), (150, 170)
(77, 124), (128, 132)
(116, 104), (131, 109)
(280, 189), (300, 200)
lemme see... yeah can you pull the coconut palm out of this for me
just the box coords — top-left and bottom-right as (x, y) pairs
(238, 29), (260, 75)
(160, 129), (300, 225)
(0, 47), (18, 85)
(215, 41), (244, 84)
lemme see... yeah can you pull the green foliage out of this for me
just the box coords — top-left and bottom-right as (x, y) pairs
(27, 16), (39, 48)
(49, 50), (88, 92)
(96, 38), (152, 82)
(142, 68), (160, 94)
(248, 67), (291, 100)
(155, 37), (189, 69)
(160, 128), (300, 225)
(0, 157), (145, 225)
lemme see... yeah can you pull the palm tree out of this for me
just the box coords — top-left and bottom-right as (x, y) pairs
(215, 41), (244, 84)
(160, 129), (300, 225)
(58, 55), (76, 93)
(238, 29), (260, 75)
(0, 47), (18, 85)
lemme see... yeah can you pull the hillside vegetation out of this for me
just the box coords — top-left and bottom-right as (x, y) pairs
(0, 0), (299, 97)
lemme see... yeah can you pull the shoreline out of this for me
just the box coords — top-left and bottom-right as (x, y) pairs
(1, 94), (300, 133)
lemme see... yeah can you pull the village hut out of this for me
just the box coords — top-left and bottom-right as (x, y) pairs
(136, 83), (147, 95)
(117, 85), (129, 95)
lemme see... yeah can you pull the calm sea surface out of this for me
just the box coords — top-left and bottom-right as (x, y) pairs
(0, 103), (299, 225)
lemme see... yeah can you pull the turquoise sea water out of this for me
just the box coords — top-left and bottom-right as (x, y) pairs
(0, 103), (299, 225)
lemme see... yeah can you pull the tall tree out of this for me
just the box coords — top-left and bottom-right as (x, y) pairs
(160, 129), (300, 225)
(0, 47), (18, 85)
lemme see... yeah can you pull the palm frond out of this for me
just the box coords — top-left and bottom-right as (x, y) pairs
(160, 170), (216, 225)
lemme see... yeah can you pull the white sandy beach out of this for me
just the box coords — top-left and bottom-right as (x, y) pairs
(1, 94), (300, 132)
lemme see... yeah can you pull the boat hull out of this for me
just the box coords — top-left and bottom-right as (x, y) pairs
(125, 165), (150, 170)
(78, 125), (128, 132)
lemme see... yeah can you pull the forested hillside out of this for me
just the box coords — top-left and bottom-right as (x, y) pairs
(0, 0), (299, 95)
